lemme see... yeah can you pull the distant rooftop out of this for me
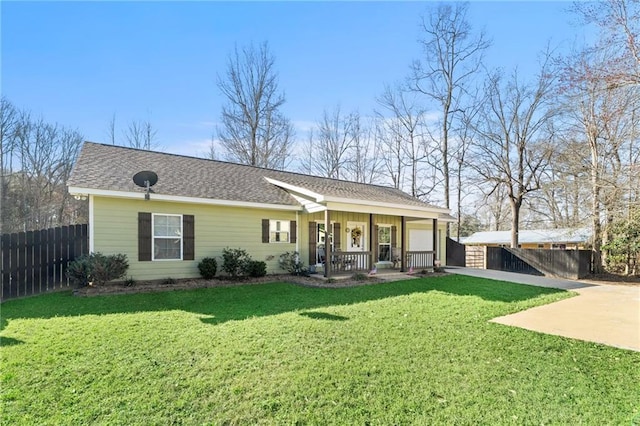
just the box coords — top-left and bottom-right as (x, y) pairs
(462, 228), (592, 245)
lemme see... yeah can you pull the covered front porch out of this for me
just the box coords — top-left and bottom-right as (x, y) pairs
(303, 210), (447, 278)
(264, 176), (452, 278)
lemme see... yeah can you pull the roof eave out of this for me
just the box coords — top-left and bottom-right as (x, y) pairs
(68, 186), (302, 211)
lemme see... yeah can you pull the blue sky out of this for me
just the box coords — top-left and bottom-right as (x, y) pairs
(2, 1), (593, 157)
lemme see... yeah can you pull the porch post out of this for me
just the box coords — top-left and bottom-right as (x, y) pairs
(324, 209), (331, 278)
(369, 213), (374, 271)
(400, 216), (407, 272)
(433, 218), (438, 261)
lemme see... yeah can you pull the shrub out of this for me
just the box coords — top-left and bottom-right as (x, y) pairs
(246, 260), (267, 278)
(351, 272), (369, 281)
(67, 255), (93, 287)
(163, 277), (177, 284)
(221, 247), (252, 278)
(279, 251), (309, 276)
(198, 257), (218, 279)
(123, 277), (136, 287)
(67, 252), (129, 287)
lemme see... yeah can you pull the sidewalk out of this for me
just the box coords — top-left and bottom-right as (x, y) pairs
(447, 267), (640, 352)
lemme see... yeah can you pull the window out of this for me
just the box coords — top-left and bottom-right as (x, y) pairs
(270, 220), (290, 243)
(153, 214), (182, 260)
(378, 225), (391, 262)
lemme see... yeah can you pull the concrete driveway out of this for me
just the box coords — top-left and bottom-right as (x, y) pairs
(447, 267), (640, 352)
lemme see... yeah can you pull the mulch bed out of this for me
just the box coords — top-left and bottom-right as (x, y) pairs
(74, 272), (446, 297)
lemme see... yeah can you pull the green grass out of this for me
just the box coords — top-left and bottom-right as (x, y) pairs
(1, 275), (639, 425)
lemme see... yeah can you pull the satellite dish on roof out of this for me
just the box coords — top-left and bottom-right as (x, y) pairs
(133, 170), (158, 200)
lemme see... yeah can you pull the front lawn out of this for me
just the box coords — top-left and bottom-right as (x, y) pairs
(2, 275), (639, 424)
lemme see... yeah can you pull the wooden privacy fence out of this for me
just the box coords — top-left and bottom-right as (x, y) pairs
(446, 237), (466, 267)
(1, 224), (89, 301)
(485, 247), (591, 279)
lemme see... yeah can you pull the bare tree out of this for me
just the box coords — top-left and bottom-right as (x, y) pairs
(411, 1), (490, 230)
(217, 41), (294, 169)
(573, 0), (640, 87)
(345, 118), (383, 184)
(107, 113), (117, 145)
(470, 61), (558, 248)
(1, 97), (18, 233)
(376, 84), (435, 198)
(558, 46), (639, 272)
(202, 135), (219, 160)
(452, 102), (481, 241)
(9, 111), (84, 231)
(308, 106), (359, 179)
(123, 119), (158, 151)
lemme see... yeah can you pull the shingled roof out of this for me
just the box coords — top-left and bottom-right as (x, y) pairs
(69, 142), (446, 211)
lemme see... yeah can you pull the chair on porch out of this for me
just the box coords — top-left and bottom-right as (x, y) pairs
(391, 247), (402, 269)
(317, 245), (326, 265)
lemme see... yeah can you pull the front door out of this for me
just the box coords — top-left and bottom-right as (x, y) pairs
(347, 222), (367, 252)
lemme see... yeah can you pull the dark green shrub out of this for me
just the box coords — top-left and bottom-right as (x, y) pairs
(67, 255), (93, 287)
(163, 277), (177, 284)
(351, 272), (368, 281)
(221, 247), (252, 278)
(67, 252), (129, 287)
(279, 251), (309, 276)
(198, 257), (218, 279)
(123, 277), (136, 287)
(246, 260), (267, 278)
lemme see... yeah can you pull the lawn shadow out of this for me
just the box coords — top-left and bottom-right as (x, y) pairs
(0, 336), (24, 346)
(1, 275), (565, 330)
(299, 311), (349, 321)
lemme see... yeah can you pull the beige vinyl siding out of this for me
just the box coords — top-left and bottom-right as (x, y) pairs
(297, 212), (403, 265)
(92, 196), (296, 281)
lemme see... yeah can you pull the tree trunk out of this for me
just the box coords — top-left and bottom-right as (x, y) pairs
(590, 144), (603, 274)
(510, 199), (520, 248)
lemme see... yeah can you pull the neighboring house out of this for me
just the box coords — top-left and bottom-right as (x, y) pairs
(68, 142), (453, 280)
(462, 228), (592, 250)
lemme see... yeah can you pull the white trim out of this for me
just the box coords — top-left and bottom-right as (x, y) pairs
(377, 224), (392, 262)
(151, 213), (183, 261)
(289, 193), (326, 213)
(68, 186), (301, 211)
(263, 178), (325, 201)
(268, 219), (291, 243)
(324, 196), (450, 214)
(88, 195), (95, 253)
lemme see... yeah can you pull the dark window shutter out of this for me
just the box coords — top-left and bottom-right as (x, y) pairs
(290, 220), (297, 243)
(308, 222), (317, 265)
(262, 219), (270, 243)
(333, 222), (341, 250)
(391, 225), (397, 248)
(138, 212), (152, 261)
(183, 215), (195, 260)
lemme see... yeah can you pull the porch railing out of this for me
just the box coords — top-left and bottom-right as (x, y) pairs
(331, 251), (372, 273)
(406, 250), (435, 270)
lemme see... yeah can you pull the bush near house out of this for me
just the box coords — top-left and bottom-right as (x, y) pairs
(198, 257), (218, 279)
(220, 248), (266, 279)
(66, 252), (129, 287)
(246, 260), (267, 278)
(279, 251), (309, 276)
